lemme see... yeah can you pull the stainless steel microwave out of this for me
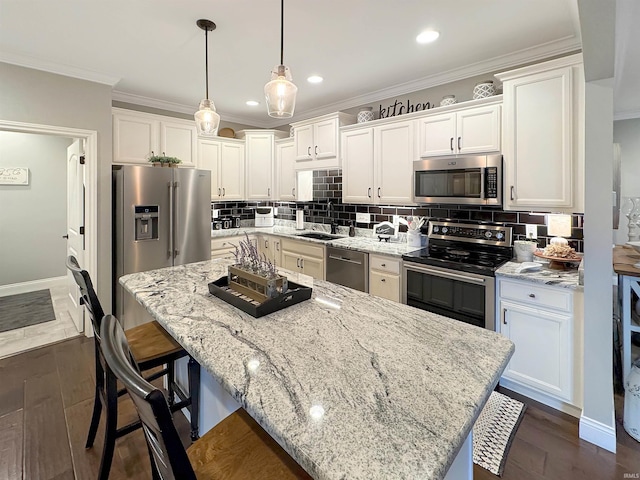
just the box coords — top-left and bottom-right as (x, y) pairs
(413, 154), (502, 205)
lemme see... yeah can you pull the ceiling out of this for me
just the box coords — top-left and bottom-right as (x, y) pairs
(0, 1), (636, 127)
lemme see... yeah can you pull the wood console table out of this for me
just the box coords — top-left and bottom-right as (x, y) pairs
(613, 245), (640, 381)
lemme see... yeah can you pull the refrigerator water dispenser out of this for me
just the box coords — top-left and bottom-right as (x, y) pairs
(134, 205), (159, 241)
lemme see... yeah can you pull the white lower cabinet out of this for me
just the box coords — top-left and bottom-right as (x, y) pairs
(368, 255), (401, 302)
(258, 235), (282, 267)
(211, 236), (256, 260)
(497, 277), (583, 414)
(280, 239), (325, 280)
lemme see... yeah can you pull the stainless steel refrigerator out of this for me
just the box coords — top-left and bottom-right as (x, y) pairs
(113, 165), (211, 328)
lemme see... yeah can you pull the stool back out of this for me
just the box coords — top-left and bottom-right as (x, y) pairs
(100, 314), (197, 480)
(66, 255), (105, 335)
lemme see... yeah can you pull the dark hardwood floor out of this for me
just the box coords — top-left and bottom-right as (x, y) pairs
(1, 336), (639, 479)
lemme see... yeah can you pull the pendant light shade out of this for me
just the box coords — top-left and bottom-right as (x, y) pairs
(195, 19), (220, 137)
(265, 0), (297, 118)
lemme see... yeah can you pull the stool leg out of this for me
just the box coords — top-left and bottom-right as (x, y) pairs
(86, 342), (104, 448)
(98, 369), (118, 480)
(167, 361), (175, 407)
(188, 357), (200, 441)
(85, 384), (102, 448)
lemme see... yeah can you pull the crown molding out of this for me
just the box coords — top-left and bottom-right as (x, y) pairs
(0, 51), (120, 86)
(111, 91), (273, 128)
(614, 107), (640, 121)
(282, 36), (582, 125)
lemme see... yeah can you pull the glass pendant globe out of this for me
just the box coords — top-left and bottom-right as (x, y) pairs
(264, 65), (298, 118)
(194, 99), (220, 137)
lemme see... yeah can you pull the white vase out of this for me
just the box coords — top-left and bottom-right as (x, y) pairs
(473, 81), (496, 100)
(440, 95), (456, 106)
(357, 107), (374, 123)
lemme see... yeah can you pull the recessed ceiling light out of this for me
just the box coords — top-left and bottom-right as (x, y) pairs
(307, 75), (323, 84)
(416, 30), (440, 44)
(246, 100), (260, 106)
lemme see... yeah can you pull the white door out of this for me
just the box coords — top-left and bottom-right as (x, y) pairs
(417, 112), (456, 157)
(375, 121), (414, 204)
(220, 142), (245, 200)
(245, 134), (274, 200)
(456, 104), (501, 154)
(341, 128), (374, 204)
(66, 139), (85, 333)
(313, 118), (339, 159)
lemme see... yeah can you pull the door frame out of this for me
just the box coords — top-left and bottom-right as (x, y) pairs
(0, 119), (99, 326)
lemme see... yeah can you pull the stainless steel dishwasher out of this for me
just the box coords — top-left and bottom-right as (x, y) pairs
(326, 246), (369, 292)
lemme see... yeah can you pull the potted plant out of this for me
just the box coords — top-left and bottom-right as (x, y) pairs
(148, 154), (182, 167)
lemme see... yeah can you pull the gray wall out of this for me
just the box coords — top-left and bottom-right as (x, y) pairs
(0, 62), (113, 309)
(0, 132), (72, 285)
(613, 118), (640, 245)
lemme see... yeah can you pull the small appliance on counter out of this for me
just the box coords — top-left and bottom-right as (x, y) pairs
(212, 220), (223, 230)
(255, 207), (275, 227)
(231, 216), (241, 228)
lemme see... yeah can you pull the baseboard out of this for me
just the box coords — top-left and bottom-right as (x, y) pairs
(499, 378), (583, 418)
(0, 276), (66, 297)
(579, 415), (617, 453)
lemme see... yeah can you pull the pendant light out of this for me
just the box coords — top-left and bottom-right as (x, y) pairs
(194, 19), (220, 137)
(264, 0), (298, 118)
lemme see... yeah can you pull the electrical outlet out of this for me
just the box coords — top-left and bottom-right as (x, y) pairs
(212, 209), (220, 219)
(356, 213), (371, 223)
(273, 207), (278, 216)
(525, 224), (538, 239)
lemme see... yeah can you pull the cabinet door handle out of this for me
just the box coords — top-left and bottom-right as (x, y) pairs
(276, 242), (280, 252)
(162, 151), (166, 156)
(218, 187), (221, 196)
(377, 187), (381, 198)
(222, 187), (226, 197)
(268, 187), (271, 197)
(502, 308), (507, 325)
(307, 146), (311, 156)
(315, 145), (318, 155)
(450, 137), (454, 152)
(300, 258), (304, 268)
(296, 258), (300, 268)
(265, 239), (268, 248)
(367, 187), (372, 198)
(381, 278), (386, 283)
(457, 136), (461, 150)
(510, 186), (515, 201)
(528, 293), (536, 298)
(292, 187), (295, 196)
(381, 263), (386, 267)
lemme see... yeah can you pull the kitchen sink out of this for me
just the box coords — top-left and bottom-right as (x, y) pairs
(296, 232), (343, 241)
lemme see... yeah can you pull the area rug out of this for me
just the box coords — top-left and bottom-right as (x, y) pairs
(0, 289), (56, 333)
(473, 391), (527, 476)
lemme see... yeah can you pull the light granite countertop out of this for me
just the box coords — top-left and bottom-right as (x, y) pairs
(211, 224), (422, 258)
(496, 260), (582, 290)
(120, 259), (514, 480)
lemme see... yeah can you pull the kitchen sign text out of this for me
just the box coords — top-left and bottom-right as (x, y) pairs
(378, 98), (434, 119)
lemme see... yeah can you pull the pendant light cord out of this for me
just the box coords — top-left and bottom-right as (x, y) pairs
(204, 28), (209, 99)
(280, 0), (284, 65)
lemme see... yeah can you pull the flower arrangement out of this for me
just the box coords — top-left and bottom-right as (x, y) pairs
(148, 154), (182, 167)
(228, 233), (287, 302)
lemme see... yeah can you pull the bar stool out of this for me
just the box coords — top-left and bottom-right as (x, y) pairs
(66, 256), (200, 480)
(100, 314), (312, 480)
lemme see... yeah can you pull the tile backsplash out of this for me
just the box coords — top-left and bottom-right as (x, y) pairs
(212, 169), (585, 252)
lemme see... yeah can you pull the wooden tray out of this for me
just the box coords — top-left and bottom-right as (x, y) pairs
(208, 276), (312, 318)
(533, 251), (582, 270)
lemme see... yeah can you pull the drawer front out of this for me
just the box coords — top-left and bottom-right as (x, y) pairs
(500, 279), (572, 313)
(280, 238), (324, 259)
(211, 235), (256, 253)
(369, 270), (400, 302)
(369, 254), (400, 275)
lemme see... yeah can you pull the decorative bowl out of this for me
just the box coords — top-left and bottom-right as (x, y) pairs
(627, 241), (640, 255)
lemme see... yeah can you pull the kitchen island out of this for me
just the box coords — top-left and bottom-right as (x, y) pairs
(120, 259), (514, 480)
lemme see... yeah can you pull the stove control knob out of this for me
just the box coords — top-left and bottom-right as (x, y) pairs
(496, 232), (504, 240)
(484, 231), (493, 238)
(442, 227), (448, 233)
(433, 226), (439, 233)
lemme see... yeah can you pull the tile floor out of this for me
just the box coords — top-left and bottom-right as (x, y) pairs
(0, 284), (82, 359)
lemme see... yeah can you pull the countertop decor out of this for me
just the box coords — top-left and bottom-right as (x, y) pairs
(496, 261), (582, 290)
(120, 259), (514, 480)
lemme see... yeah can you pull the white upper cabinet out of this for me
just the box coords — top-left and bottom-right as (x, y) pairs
(292, 112), (356, 170)
(198, 138), (245, 200)
(417, 103), (501, 157)
(275, 138), (296, 201)
(496, 54), (584, 212)
(342, 118), (414, 205)
(241, 130), (287, 200)
(113, 108), (197, 166)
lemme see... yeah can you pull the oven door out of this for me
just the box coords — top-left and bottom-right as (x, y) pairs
(402, 262), (495, 330)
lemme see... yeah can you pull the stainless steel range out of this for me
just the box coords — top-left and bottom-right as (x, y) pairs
(401, 221), (513, 330)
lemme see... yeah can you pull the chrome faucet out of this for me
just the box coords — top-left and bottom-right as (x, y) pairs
(327, 202), (338, 234)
